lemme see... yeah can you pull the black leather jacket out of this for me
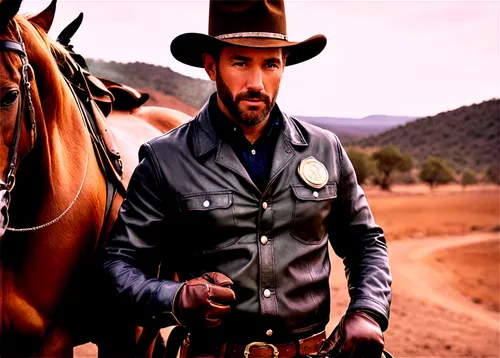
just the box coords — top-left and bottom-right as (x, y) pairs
(101, 97), (392, 342)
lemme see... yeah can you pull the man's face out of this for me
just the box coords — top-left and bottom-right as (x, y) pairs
(206, 46), (285, 127)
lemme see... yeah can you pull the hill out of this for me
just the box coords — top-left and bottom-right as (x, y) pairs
(86, 59), (215, 110)
(85, 59), (420, 141)
(294, 115), (417, 143)
(139, 88), (198, 117)
(356, 99), (500, 172)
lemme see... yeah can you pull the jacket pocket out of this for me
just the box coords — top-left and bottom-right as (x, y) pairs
(290, 183), (337, 244)
(177, 191), (239, 253)
(178, 191), (234, 212)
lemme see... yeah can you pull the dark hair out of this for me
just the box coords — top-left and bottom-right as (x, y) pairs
(206, 44), (223, 64)
(282, 48), (289, 65)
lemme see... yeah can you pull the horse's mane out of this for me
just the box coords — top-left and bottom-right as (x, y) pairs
(4, 14), (72, 91)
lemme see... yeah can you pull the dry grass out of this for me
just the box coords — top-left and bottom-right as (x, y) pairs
(430, 240), (500, 312)
(364, 184), (500, 240)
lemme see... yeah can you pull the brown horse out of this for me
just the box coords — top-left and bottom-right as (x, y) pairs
(0, 0), (190, 356)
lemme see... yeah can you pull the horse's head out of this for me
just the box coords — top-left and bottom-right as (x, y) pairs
(0, 0), (59, 237)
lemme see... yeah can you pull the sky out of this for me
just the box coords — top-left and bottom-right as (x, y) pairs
(17, 0), (500, 118)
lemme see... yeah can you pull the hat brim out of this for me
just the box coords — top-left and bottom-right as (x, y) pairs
(170, 33), (327, 68)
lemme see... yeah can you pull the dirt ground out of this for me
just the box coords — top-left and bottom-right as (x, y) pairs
(365, 184), (499, 240)
(75, 186), (500, 358)
(430, 240), (499, 312)
(327, 232), (499, 358)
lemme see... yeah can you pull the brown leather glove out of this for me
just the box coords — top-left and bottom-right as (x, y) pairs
(318, 311), (384, 358)
(172, 272), (236, 329)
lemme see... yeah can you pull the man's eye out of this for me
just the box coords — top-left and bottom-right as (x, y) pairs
(0, 89), (20, 108)
(264, 63), (279, 69)
(233, 62), (246, 67)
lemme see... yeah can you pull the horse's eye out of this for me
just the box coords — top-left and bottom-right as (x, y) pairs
(0, 89), (20, 108)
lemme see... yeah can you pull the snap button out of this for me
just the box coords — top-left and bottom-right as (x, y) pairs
(266, 329), (273, 336)
(260, 236), (268, 245)
(313, 191), (319, 198)
(263, 289), (271, 298)
(262, 202), (268, 210)
(203, 200), (210, 207)
(251, 149), (256, 155)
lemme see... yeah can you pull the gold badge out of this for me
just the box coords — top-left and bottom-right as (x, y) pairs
(297, 157), (329, 189)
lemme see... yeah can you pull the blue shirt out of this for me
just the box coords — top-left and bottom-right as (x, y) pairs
(210, 96), (282, 192)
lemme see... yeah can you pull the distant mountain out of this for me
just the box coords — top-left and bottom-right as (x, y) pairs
(86, 59), (215, 110)
(356, 99), (500, 172)
(294, 115), (418, 143)
(139, 88), (198, 117)
(84, 59), (422, 143)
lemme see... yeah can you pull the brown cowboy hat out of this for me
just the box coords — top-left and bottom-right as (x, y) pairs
(170, 0), (327, 68)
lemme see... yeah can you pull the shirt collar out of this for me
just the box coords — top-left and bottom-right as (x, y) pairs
(191, 92), (308, 158)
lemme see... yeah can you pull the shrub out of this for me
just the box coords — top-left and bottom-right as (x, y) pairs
(419, 157), (454, 189)
(461, 168), (478, 188)
(485, 164), (500, 185)
(372, 145), (413, 191)
(346, 148), (375, 185)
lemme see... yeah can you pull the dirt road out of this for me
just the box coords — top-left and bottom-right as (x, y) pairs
(75, 232), (500, 357)
(328, 232), (499, 357)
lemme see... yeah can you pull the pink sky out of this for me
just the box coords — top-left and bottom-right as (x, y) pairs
(20, 0), (500, 118)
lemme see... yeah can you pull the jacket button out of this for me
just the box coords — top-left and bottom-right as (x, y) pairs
(260, 236), (268, 245)
(203, 200), (210, 207)
(262, 202), (268, 210)
(266, 329), (273, 336)
(313, 191), (319, 198)
(263, 289), (271, 298)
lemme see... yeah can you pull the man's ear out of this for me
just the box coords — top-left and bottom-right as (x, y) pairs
(203, 53), (217, 81)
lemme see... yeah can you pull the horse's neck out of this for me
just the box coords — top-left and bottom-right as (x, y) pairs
(8, 78), (92, 228)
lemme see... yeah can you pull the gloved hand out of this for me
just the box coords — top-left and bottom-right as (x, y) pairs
(173, 272), (236, 329)
(318, 311), (384, 358)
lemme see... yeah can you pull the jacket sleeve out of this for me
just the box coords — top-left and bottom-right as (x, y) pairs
(100, 143), (183, 327)
(328, 135), (392, 331)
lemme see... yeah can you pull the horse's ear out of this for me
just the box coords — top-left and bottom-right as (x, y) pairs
(57, 12), (83, 46)
(30, 0), (57, 33)
(0, 0), (23, 27)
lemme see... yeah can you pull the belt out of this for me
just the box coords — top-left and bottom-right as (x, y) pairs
(181, 331), (326, 358)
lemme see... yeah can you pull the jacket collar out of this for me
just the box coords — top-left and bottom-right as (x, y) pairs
(191, 93), (308, 158)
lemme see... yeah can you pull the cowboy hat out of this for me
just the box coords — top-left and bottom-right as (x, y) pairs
(170, 0), (327, 68)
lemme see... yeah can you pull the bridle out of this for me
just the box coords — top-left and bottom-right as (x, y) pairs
(0, 22), (88, 233)
(0, 23), (37, 205)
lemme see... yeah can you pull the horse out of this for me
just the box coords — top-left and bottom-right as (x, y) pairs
(0, 0), (190, 356)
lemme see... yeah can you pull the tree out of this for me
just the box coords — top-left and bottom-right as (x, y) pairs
(485, 164), (500, 185)
(372, 145), (413, 190)
(346, 148), (375, 185)
(461, 168), (478, 189)
(419, 156), (454, 189)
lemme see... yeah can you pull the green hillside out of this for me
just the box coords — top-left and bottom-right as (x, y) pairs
(86, 59), (215, 109)
(357, 99), (500, 172)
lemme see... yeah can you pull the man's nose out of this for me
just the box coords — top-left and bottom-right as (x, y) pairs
(246, 67), (264, 92)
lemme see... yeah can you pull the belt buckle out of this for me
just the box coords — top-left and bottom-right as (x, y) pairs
(244, 341), (279, 358)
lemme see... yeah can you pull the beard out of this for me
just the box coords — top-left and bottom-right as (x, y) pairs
(216, 72), (279, 128)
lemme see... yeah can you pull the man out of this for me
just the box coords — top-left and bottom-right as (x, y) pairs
(101, 1), (392, 357)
